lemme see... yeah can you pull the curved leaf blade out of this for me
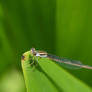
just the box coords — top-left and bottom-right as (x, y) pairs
(21, 51), (92, 92)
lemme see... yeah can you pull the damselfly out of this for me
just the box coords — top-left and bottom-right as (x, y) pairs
(30, 48), (92, 69)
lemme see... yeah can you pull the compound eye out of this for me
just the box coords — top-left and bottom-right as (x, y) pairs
(30, 48), (36, 55)
(32, 48), (35, 51)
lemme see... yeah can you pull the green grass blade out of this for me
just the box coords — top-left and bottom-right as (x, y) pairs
(21, 51), (92, 92)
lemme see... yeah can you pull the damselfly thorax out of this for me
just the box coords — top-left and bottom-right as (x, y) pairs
(30, 48), (47, 57)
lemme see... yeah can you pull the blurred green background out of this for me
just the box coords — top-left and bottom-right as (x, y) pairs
(0, 0), (92, 92)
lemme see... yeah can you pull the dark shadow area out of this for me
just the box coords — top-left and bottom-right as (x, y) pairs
(34, 63), (63, 92)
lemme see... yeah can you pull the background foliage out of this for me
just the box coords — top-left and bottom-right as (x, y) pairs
(0, 0), (92, 92)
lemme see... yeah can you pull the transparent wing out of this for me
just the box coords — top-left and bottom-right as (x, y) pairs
(47, 54), (92, 69)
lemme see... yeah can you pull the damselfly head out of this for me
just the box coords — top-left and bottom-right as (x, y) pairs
(30, 48), (37, 56)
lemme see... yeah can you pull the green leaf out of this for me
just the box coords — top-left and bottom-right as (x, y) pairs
(21, 51), (92, 92)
